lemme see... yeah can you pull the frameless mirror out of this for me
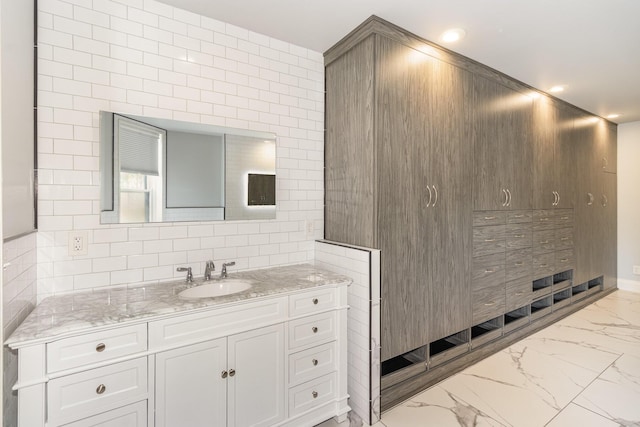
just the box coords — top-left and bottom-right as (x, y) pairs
(99, 112), (276, 223)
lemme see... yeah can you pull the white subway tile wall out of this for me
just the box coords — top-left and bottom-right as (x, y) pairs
(315, 241), (382, 426)
(37, 0), (325, 299)
(3, 233), (38, 426)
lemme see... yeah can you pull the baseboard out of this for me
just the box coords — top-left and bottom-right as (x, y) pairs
(617, 279), (640, 293)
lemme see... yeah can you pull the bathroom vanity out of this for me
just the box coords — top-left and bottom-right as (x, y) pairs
(6, 264), (350, 427)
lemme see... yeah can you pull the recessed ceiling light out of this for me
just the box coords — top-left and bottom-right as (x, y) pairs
(606, 114), (620, 119)
(549, 85), (565, 93)
(441, 28), (466, 43)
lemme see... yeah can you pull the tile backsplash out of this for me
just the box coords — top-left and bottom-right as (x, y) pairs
(36, 0), (325, 299)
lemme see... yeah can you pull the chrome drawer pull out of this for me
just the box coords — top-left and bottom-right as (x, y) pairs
(560, 216), (569, 220)
(312, 359), (318, 366)
(484, 239), (495, 242)
(515, 292), (524, 296)
(539, 263), (549, 267)
(560, 258), (569, 262)
(484, 216), (496, 220)
(513, 214), (524, 218)
(540, 240), (550, 244)
(96, 384), (106, 395)
(312, 327), (318, 333)
(312, 298), (319, 305)
(484, 301), (496, 306)
(312, 391), (318, 398)
(221, 370), (228, 379)
(484, 269), (495, 273)
(540, 218), (549, 221)
(560, 237), (569, 241)
(514, 262), (524, 266)
(96, 343), (106, 352)
(514, 234), (525, 238)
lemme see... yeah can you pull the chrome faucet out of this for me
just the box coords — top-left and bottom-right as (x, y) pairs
(221, 262), (235, 279)
(176, 266), (193, 283)
(204, 260), (215, 281)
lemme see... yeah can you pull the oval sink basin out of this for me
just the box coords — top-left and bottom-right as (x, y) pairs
(179, 279), (252, 299)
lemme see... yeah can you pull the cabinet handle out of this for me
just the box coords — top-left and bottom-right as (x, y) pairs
(560, 258), (569, 262)
(484, 239), (495, 243)
(312, 359), (318, 366)
(95, 343), (106, 353)
(540, 240), (550, 244)
(96, 384), (106, 395)
(484, 269), (495, 273)
(602, 195), (608, 207)
(587, 193), (594, 206)
(515, 262), (524, 266)
(312, 391), (318, 399)
(556, 192), (561, 206)
(312, 298), (319, 305)
(602, 157), (608, 169)
(484, 216), (496, 220)
(484, 301), (496, 306)
(539, 263), (549, 267)
(513, 214), (524, 218)
(432, 185), (438, 207)
(221, 370), (228, 379)
(502, 189), (508, 207)
(229, 369), (236, 377)
(506, 189), (512, 207)
(312, 327), (318, 333)
(514, 234), (525, 238)
(515, 292), (525, 296)
(560, 216), (569, 220)
(426, 185), (432, 207)
(552, 191), (557, 206)
(539, 218), (549, 222)
(560, 237), (569, 241)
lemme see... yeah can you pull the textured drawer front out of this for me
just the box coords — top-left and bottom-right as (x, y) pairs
(533, 210), (554, 231)
(62, 401), (147, 427)
(473, 211), (506, 227)
(556, 249), (575, 272)
(555, 227), (574, 250)
(288, 373), (336, 417)
(289, 342), (336, 386)
(507, 210), (532, 224)
(48, 358), (147, 426)
(506, 277), (531, 311)
(505, 248), (532, 282)
(473, 225), (506, 257)
(533, 229), (555, 254)
(149, 297), (286, 349)
(472, 253), (505, 290)
(472, 283), (505, 324)
(555, 210), (574, 228)
(289, 311), (336, 350)
(506, 223), (532, 250)
(533, 252), (555, 279)
(48, 324), (147, 373)
(289, 288), (336, 317)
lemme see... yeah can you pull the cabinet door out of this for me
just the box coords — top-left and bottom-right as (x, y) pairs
(554, 104), (577, 209)
(532, 97), (557, 209)
(62, 401), (146, 427)
(155, 339), (227, 427)
(427, 59), (473, 341)
(376, 37), (431, 360)
(227, 324), (285, 427)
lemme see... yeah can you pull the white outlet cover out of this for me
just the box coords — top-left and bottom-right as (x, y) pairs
(68, 231), (89, 256)
(633, 266), (640, 276)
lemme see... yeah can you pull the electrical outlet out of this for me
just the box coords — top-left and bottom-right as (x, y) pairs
(633, 265), (640, 276)
(305, 219), (315, 239)
(68, 231), (89, 256)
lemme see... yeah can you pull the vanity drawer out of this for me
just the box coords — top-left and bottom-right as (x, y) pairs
(473, 225), (506, 257)
(555, 210), (574, 228)
(48, 324), (147, 373)
(61, 401), (147, 427)
(289, 288), (336, 317)
(506, 277), (531, 311)
(48, 357), (147, 426)
(473, 211), (506, 227)
(533, 252), (555, 280)
(507, 210), (533, 224)
(289, 342), (336, 386)
(472, 253), (505, 290)
(472, 283), (505, 325)
(555, 227), (574, 250)
(533, 229), (555, 254)
(556, 249), (575, 272)
(149, 296), (286, 349)
(288, 373), (336, 417)
(288, 312), (336, 350)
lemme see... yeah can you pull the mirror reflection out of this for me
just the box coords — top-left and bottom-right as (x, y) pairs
(99, 112), (276, 223)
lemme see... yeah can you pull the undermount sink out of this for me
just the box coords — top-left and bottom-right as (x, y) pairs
(178, 279), (252, 299)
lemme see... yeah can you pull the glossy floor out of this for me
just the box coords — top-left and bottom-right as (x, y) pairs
(319, 290), (640, 427)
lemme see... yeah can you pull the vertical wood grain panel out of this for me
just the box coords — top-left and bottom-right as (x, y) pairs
(555, 103), (578, 209)
(602, 171), (617, 289)
(532, 96), (558, 209)
(325, 36), (376, 247)
(376, 37), (431, 360)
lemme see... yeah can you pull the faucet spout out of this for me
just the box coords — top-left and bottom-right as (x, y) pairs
(204, 260), (215, 281)
(221, 262), (236, 279)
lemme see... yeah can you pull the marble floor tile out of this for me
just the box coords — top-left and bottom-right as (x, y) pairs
(545, 403), (619, 427)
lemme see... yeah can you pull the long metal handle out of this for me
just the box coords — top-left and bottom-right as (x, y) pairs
(506, 189), (512, 207)
(602, 194), (608, 207)
(552, 191), (558, 206)
(556, 191), (560, 206)
(432, 185), (438, 207)
(587, 193), (594, 206)
(502, 189), (508, 207)
(426, 185), (432, 207)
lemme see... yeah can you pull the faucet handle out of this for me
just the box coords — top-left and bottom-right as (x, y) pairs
(177, 266), (193, 283)
(221, 261), (236, 278)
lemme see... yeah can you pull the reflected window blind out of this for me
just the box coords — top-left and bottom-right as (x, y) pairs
(116, 115), (164, 176)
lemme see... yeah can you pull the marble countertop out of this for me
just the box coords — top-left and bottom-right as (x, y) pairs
(6, 263), (351, 348)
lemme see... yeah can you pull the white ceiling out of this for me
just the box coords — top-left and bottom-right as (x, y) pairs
(161, 0), (640, 124)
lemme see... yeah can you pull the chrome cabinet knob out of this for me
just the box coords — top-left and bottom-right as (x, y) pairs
(312, 391), (318, 398)
(96, 384), (106, 395)
(95, 343), (106, 352)
(312, 298), (319, 305)
(229, 369), (236, 377)
(312, 359), (318, 366)
(221, 371), (228, 379)
(312, 327), (318, 333)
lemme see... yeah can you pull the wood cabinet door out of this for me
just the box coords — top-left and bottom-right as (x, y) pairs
(503, 89), (533, 210)
(155, 338), (227, 427)
(227, 324), (285, 427)
(376, 37), (431, 360)
(532, 97), (558, 209)
(427, 59), (473, 341)
(555, 104), (578, 209)
(601, 172), (617, 289)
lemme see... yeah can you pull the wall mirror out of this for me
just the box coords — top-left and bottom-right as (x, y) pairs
(99, 112), (276, 224)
